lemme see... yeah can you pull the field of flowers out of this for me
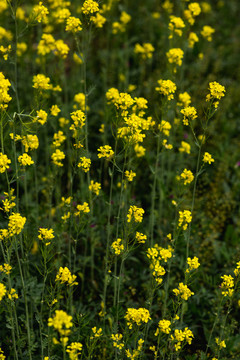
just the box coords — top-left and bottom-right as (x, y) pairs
(0, 0), (240, 359)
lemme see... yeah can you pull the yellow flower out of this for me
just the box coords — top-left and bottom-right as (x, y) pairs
(66, 342), (83, 360)
(53, 131), (66, 147)
(125, 170), (136, 182)
(78, 157), (91, 173)
(34, 109), (48, 125)
(89, 180), (101, 195)
(206, 81), (225, 108)
(155, 79), (177, 100)
(179, 141), (190, 154)
(215, 338), (226, 349)
(55, 267), (78, 286)
(97, 145), (114, 160)
(127, 205), (144, 223)
(168, 16), (185, 38)
(135, 232), (147, 244)
(82, 0), (99, 15)
(75, 202), (90, 216)
(22, 135), (39, 152)
(125, 308), (151, 329)
(0, 283), (7, 301)
(173, 282), (194, 300)
(178, 210), (192, 230)
(111, 333), (124, 349)
(186, 257), (200, 273)
(38, 228), (54, 245)
(155, 319), (171, 336)
(32, 2), (49, 23)
(201, 25), (215, 41)
(0, 152), (11, 173)
(180, 106), (197, 125)
(33, 74), (52, 91)
(166, 48), (184, 68)
(66, 16), (82, 33)
(0, 263), (12, 275)
(8, 288), (18, 300)
(8, 213), (26, 236)
(203, 152), (214, 164)
(50, 105), (61, 117)
(48, 310), (73, 336)
(134, 43), (155, 60)
(180, 169), (194, 185)
(51, 149), (65, 167)
(18, 153), (34, 166)
(111, 238), (124, 255)
(220, 275), (234, 297)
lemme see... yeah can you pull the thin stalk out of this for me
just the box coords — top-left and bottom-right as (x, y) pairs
(150, 134), (161, 246)
(14, 239), (32, 360)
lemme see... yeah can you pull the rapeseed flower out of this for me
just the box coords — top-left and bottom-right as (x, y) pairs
(203, 152), (214, 164)
(155, 79), (176, 100)
(0, 153), (11, 173)
(18, 153), (34, 166)
(111, 238), (124, 255)
(173, 282), (194, 300)
(127, 205), (144, 223)
(55, 267), (78, 286)
(125, 308), (151, 329)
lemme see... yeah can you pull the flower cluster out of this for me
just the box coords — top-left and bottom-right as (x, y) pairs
(0, 153), (11, 173)
(173, 282), (194, 301)
(97, 145), (114, 160)
(135, 232), (147, 244)
(147, 245), (173, 284)
(111, 238), (124, 255)
(0, 72), (11, 109)
(33, 74), (52, 91)
(127, 205), (144, 223)
(55, 267), (78, 286)
(89, 180), (101, 195)
(206, 81), (225, 108)
(220, 275), (234, 297)
(201, 25), (215, 41)
(18, 153), (34, 167)
(51, 149), (65, 167)
(155, 79), (177, 101)
(0, 283), (6, 301)
(134, 43), (155, 60)
(111, 333), (124, 350)
(48, 310), (73, 344)
(66, 342), (83, 360)
(75, 202), (90, 216)
(181, 106), (197, 125)
(178, 210), (192, 230)
(38, 228), (54, 246)
(184, 2), (201, 25)
(203, 152), (214, 164)
(65, 17), (82, 33)
(168, 16), (185, 38)
(125, 308), (151, 329)
(125, 170), (136, 182)
(186, 257), (200, 273)
(8, 213), (26, 236)
(170, 327), (194, 351)
(155, 319), (171, 336)
(78, 157), (91, 172)
(0, 263), (12, 275)
(81, 0), (99, 15)
(180, 169), (194, 185)
(166, 48), (184, 69)
(32, 2), (48, 23)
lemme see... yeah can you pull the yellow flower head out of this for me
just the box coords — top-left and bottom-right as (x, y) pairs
(155, 79), (177, 100)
